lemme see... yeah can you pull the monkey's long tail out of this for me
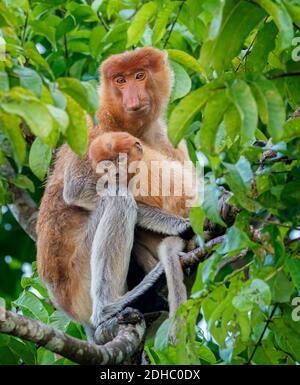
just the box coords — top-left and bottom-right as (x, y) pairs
(101, 263), (164, 322)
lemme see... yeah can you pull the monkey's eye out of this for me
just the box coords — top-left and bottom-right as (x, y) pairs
(115, 77), (126, 84)
(135, 71), (145, 80)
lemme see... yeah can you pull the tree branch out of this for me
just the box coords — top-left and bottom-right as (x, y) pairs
(0, 306), (145, 365)
(267, 72), (300, 79)
(0, 161), (37, 241)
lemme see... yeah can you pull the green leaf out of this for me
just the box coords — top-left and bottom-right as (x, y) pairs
(107, 0), (123, 19)
(280, 117), (300, 142)
(65, 95), (88, 157)
(223, 156), (260, 211)
(37, 348), (55, 365)
(49, 310), (71, 332)
(14, 67), (42, 98)
(189, 206), (205, 236)
(89, 25), (106, 58)
(0, 112), (26, 167)
(208, 0), (226, 39)
(154, 318), (172, 351)
(152, 1), (177, 44)
(197, 345), (216, 364)
(1, 97), (53, 141)
(237, 312), (251, 342)
(219, 226), (255, 255)
(127, 2), (157, 47)
(232, 279), (271, 311)
(203, 181), (226, 227)
(269, 271), (294, 303)
(249, 75), (285, 142)
(0, 71), (9, 91)
(24, 42), (54, 79)
(57, 78), (97, 115)
(281, 180), (300, 206)
(199, 89), (230, 154)
(21, 275), (48, 298)
(103, 22), (128, 44)
(286, 258), (300, 291)
(30, 20), (57, 48)
(200, 0), (265, 72)
(46, 105), (69, 134)
(224, 103), (241, 144)
(12, 291), (49, 323)
(81, 81), (99, 116)
(0, 179), (10, 205)
(170, 61), (191, 102)
(168, 81), (223, 146)
(272, 318), (300, 361)
(167, 49), (205, 75)
(29, 138), (52, 180)
(11, 175), (35, 193)
(227, 79), (258, 146)
(284, 0), (300, 28)
(253, 0), (294, 50)
(56, 15), (76, 40)
(246, 21), (277, 72)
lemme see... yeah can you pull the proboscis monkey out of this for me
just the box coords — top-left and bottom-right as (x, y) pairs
(36, 47), (197, 341)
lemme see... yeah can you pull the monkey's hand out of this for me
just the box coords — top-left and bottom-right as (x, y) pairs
(89, 132), (143, 165)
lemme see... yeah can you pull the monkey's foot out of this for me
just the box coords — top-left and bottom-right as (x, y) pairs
(89, 132), (143, 164)
(117, 307), (144, 324)
(93, 307), (144, 345)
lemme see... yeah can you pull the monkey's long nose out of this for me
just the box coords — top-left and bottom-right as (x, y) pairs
(123, 87), (141, 111)
(126, 99), (141, 111)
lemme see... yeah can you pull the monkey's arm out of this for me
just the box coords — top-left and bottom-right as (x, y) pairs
(63, 151), (101, 211)
(137, 204), (194, 240)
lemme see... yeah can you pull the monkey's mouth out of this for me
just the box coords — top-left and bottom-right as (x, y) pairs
(126, 104), (151, 114)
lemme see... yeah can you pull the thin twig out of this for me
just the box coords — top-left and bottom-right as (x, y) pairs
(235, 16), (268, 72)
(247, 304), (278, 365)
(163, 0), (186, 49)
(216, 249), (248, 273)
(235, 34), (257, 72)
(267, 72), (300, 80)
(286, 236), (300, 245)
(180, 235), (224, 266)
(63, 34), (69, 77)
(97, 11), (110, 32)
(21, 12), (29, 45)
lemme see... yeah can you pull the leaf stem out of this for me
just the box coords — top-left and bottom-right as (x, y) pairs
(247, 303), (278, 364)
(21, 11), (29, 45)
(97, 11), (110, 32)
(163, 0), (186, 49)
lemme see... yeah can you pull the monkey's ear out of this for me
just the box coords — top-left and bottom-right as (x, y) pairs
(147, 47), (168, 69)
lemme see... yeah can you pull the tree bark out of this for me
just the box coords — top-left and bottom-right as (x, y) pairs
(0, 306), (145, 365)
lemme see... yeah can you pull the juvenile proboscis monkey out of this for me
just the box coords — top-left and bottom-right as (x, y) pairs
(36, 47), (197, 341)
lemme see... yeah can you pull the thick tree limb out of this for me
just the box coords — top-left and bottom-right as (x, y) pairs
(0, 306), (145, 365)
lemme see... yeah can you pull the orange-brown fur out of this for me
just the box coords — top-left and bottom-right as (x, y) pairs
(36, 47), (195, 323)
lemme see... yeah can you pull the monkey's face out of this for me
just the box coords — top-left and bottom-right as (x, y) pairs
(112, 68), (152, 115)
(100, 47), (172, 123)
